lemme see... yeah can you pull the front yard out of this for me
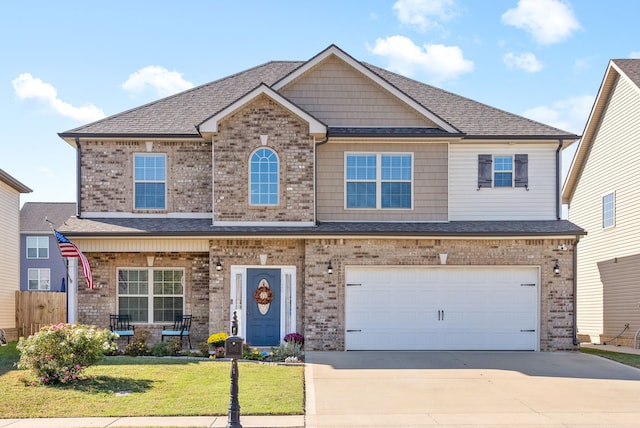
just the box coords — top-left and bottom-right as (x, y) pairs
(0, 342), (304, 418)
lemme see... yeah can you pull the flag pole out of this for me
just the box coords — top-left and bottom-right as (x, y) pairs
(45, 218), (74, 323)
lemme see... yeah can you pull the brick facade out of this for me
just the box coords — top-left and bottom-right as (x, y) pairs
(80, 140), (212, 213)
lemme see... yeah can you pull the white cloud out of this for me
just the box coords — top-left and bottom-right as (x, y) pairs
(503, 52), (543, 72)
(122, 66), (193, 97)
(523, 95), (594, 135)
(393, 0), (458, 32)
(629, 51), (640, 59)
(368, 35), (474, 83)
(501, 0), (581, 45)
(12, 73), (105, 123)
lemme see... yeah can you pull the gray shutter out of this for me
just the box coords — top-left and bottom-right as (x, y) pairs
(478, 154), (492, 189)
(514, 154), (528, 189)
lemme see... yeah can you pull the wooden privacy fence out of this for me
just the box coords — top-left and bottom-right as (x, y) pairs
(15, 291), (67, 337)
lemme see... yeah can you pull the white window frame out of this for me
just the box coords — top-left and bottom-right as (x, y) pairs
(26, 236), (49, 259)
(116, 267), (185, 323)
(344, 152), (414, 210)
(603, 192), (616, 229)
(493, 155), (513, 188)
(133, 153), (167, 210)
(28, 268), (50, 291)
(249, 147), (280, 206)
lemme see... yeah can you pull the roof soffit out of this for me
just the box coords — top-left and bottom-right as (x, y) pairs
(272, 45), (459, 133)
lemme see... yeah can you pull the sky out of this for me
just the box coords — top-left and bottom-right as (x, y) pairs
(2, 0), (639, 207)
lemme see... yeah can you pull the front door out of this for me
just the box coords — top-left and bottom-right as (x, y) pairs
(246, 268), (281, 346)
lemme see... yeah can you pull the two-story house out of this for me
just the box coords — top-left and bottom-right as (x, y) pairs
(563, 59), (640, 347)
(20, 202), (77, 292)
(0, 169), (32, 341)
(58, 45), (583, 351)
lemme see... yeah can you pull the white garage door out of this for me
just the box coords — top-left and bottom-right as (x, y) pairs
(345, 266), (539, 351)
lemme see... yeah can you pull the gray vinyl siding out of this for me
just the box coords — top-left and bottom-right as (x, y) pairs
(449, 143), (557, 221)
(599, 254), (640, 343)
(316, 140), (448, 222)
(280, 55), (436, 127)
(568, 75), (640, 342)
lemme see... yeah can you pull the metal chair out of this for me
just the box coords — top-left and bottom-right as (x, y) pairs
(161, 315), (192, 349)
(109, 314), (135, 343)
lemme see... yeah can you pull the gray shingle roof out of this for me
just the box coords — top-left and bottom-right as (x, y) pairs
(59, 49), (578, 140)
(58, 217), (584, 238)
(20, 202), (76, 232)
(613, 59), (640, 88)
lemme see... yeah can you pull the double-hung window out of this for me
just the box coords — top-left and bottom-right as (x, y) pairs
(602, 192), (615, 228)
(117, 268), (184, 323)
(134, 154), (166, 209)
(345, 153), (413, 209)
(26, 236), (49, 259)
(250, 148), (279, 205)
(478, 154), (528, 189)
(28, 268), (50, 291)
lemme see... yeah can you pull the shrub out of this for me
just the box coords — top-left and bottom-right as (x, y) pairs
(283, 333), (304, 345)
(150, 338), (180, 357)
(270, 341), (304, 362)
(16, 323), (118, 385)
(124, 329), (151, 356)
(243, 345), (267, 361)
(207, 332), (229, 347)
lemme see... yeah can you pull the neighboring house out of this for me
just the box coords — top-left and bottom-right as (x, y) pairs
(20, 202), (77, 292)
(563, 59), (640, 347)
(0, 169), (32, 341)
(57, 45), (584, 351)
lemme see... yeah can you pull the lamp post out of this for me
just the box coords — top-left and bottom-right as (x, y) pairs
(225, 311), (243, 428)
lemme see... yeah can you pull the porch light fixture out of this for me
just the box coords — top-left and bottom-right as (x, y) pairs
(216, 257), (223, 271)
(553, 259), (560, 275)
(327, 261), (333, 275)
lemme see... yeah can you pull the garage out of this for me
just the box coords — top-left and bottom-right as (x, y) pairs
(345, 266), (539, 351)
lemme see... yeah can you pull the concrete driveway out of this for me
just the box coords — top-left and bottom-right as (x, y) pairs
(304, 351), (640, 427)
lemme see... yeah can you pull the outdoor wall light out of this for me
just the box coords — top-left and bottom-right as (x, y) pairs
(327, 261), (333, 275)
(553, 259), (560, 275)
(216, 257), (223, 271)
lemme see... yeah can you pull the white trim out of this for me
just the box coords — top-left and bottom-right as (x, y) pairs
(199, 84), (326, 137)
(133, 153), (167, 211)
(248, 146), (280, 207)
(81, 212), (212, 219)
(272, 45), (458, 134)
(212, 220), (315, 227)
(230, 265), (297, 342)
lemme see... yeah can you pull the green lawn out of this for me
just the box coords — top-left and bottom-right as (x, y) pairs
(0, 342), (304, 418)
(580, 346), (640, 369)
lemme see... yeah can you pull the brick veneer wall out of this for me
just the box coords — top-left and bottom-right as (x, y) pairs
(303, 238), (576, 352)
(80, 140), (212, 213)
(213, 95), (315, 223)
(76, 252), (210, 344)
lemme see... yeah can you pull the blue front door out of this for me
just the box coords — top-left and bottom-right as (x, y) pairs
(246, 268), (281, 346)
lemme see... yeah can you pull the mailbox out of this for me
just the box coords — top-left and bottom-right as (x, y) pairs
(225, 336), (244, 359)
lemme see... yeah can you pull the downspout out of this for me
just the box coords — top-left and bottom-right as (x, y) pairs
(75, 137), (82, 218)
(573, 235), (581, 346)
(314, 131), (330, 226)
(556, 139), (564, 220)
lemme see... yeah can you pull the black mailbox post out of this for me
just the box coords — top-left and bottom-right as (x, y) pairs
(225, 312), (243, 428)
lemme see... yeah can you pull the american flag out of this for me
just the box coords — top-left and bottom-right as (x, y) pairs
(54, 229), (94, 289)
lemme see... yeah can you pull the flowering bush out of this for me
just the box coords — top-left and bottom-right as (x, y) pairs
(16, 323), (118, 385)
(124, 329), (151, 356)
(207, 332), (229, 347)
(283, 333), (304, 345)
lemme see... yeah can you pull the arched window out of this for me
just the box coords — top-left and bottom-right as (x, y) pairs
(250, 148), (279, 205)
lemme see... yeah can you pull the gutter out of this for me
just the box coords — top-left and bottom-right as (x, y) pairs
(76, 137), (82, 218)
(573, 234), (581, 346)
(556, 139), (564, 220)
(314, 132), (330, 226)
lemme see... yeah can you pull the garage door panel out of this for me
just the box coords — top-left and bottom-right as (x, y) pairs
(345, 266), (539, 351)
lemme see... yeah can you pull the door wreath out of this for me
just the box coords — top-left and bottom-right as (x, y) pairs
(254, 283), (274, 305)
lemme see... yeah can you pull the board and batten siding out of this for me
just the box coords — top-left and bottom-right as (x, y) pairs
(0, 181), (21, 331)
(449, 143), (558, 221)
(316, 140), (448, 222)
(568, 75), (640, 342)
(280, 55), (435, 127)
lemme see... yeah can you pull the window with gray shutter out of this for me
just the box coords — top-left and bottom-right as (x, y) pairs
(514, 154), (529, 189)
(477, 154), (492, 189)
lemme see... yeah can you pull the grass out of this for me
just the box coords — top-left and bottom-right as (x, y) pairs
(0, 342), (304, 418)
(580, 346), (640, 369)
